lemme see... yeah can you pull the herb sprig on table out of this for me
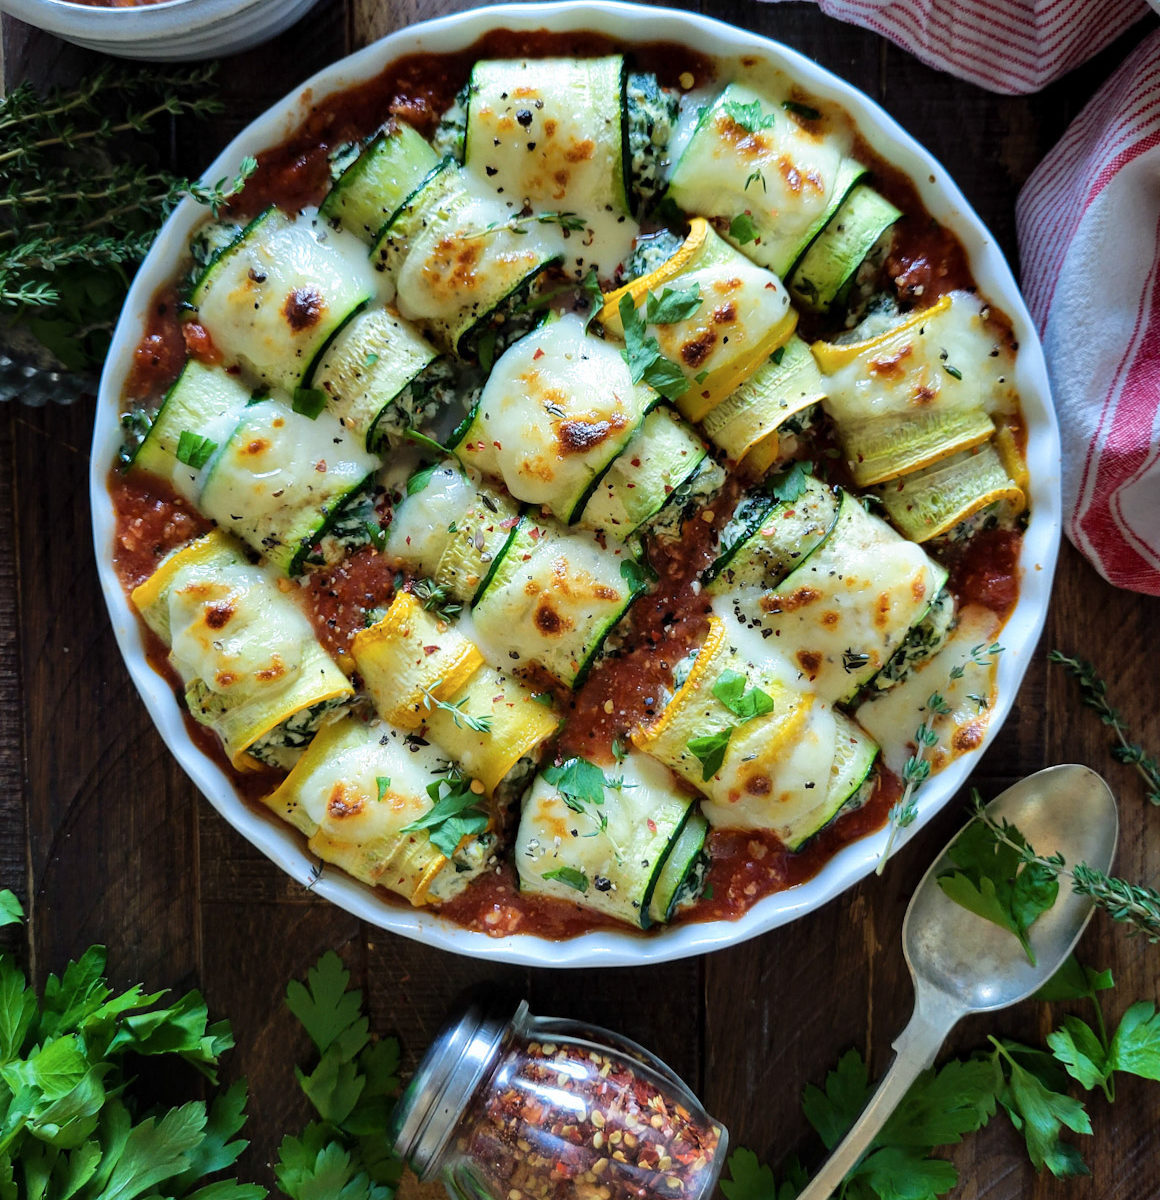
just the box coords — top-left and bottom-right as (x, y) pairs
(1, 64), (254, 375)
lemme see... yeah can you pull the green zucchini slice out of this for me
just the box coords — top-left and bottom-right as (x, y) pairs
(471, 520), (645, 689)
(515, 753), (702, 928)
(788, 184), (902, 314)
(198, 395), (379, 576)
(464, 56), (630, 217)
(704, 474), (840, 595)
(320, 123), (441, 243)
(455, 312), (653, 524)
(736, 489), (950, 702)
(371, 163), (561, 356)
(578, 405), (709, 541)
(191, 207), (377, 395)
(665, 82), (863, 277)
(648, 811), (709, 924)
(309, 306), (441, 450)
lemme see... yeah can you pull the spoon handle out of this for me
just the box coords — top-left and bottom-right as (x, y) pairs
(795, 1000), (956, 1200)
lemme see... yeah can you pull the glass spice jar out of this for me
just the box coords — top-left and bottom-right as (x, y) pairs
(391, 997), (728, 1200)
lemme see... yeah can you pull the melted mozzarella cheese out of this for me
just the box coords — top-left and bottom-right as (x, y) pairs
(647, 260), (794, 383)
(668, 82), (846, 276)
(195, 210), (377, 393)
(464, 314), (648, 518)
(385, 464), (478, 576)
(471, 525), (632, 686)
(166, 555), (311, 698)
(199, 398), (377, 569)
(726, 493), (946, 702)
(820, 292), (1020, 423)
(465, 56), (628, 217)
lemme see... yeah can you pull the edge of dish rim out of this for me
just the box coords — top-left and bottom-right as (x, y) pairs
(90, 0), (1062, 969)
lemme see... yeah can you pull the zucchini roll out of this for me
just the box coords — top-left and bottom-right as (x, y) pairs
(385, 463), (523, 606)
(320, 122), (442, 243)
(516, 752), (707, 927)
(665, 81), (864, 277)
(351, 592), (559, 796)
(715, 483), (949, 702)
(812, 292), (1019, 487)
(190, 207), (378, 395)
(371, 161), (561, 356)
(131, 360), (379, 575)
(633, 616), (878, 849)
(131, 530), (354, 770)
(600, 219), (798, 423)
(453, 312), (655, 524)
(263, 714), (493, 905)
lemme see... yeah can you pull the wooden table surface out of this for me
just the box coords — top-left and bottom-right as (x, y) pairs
(3, 2), (1160, 1197)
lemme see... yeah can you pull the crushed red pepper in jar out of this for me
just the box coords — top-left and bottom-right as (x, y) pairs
(391, 999), (727, 1200)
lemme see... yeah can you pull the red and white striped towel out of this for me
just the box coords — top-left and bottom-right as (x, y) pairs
(1017, 30), (1160, 596)
(761, 0), (1148, 94)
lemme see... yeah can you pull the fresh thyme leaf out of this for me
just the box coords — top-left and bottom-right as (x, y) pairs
(611, 736), (628, 763)
(406, 463), (439, 496)
(364, 520), (386, 553)
(176, 431), (217, 469)
(1049, 650), (1160, 804)
(712, 669), (775, 721)
(420, 681), (493, 733)
(728, 212), (759, 245)
(942, 364), (963, 381)
(645, 284), (702, 324)
(404, 429), (454, 459)
(409, 579), (462, 624)
(617, 292), (690, 401)
(542, 866), (589, 893)
(723, 99), (776, 133)
(936, 812), (1059, 965)
(744, 169), (766, 193)
(292, 387), (328, 419)
(781, 99), (822, 121)
(767, 459), (812, 503)
(687, 727), (732, 781)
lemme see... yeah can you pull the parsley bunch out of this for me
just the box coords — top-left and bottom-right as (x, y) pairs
(0, 892), (260, 1200)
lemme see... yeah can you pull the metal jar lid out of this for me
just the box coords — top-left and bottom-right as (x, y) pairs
(389, 994), (525, 1179)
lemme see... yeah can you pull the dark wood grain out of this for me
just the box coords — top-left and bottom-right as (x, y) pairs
(2, 3), (1160, 1198)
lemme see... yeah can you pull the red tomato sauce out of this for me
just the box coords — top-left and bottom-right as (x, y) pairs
(106, 29), (1025, 940)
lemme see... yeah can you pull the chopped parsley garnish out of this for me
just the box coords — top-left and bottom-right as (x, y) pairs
(542, 757), (608, 814)
(688, 728), (732, 781)
(365, 351), (380, 367)
(768, 458), (813, 502)
(729, 212), (759, 245)
(618, 292), (690, 401)
(723, 98), (776, 132)
(292, 386), (328, 419)
(531, 691), (555, 707)
(401, 772), (489, 858)
(543, 866), (589, 893)
(375, 776), (391, 801)
(770, 345), (786, 366)
(712, 669), (776, 720)
(782, 99), (822, 121)
(645, 283), (702, 325)
(175, 430), (217, 469)
(364, 519), (386, 552)
(620, 557), (650, 594)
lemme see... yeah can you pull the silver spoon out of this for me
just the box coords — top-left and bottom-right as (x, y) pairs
(797, 764), (1119, 1200)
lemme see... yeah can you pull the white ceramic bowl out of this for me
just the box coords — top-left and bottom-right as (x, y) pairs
(0, 0), (320, 60)
(91, 1), (1061, 967)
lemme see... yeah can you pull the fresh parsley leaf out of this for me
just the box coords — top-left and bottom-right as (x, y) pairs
(542, 758), (608, 813)
(1046, 1016), (1111, 1092)
(687, 728), (732, 781)
(768, 459), (812, 503)
(859, 1144), (959, 1199)
(645, 284), (702, 325)
(723, 99), (776, 132)
(531, 692), (554, 707)
(543, 867), (589, 893)
(879, 1058), (998, 1147)
(617, 292), (690, 401)
(0, 893), (22, 929)
(1033, 955), (1113, 1003)
(1109, 1001), (1160, 1081)
(729, 213), (759, 245)
(400, 776), (489, 858)
(580, 268), (605, 331)
(406, 464), (439, 496)
(620, 558), (650, 595)
(770, 345), (786, 366)
(292, 387), (328, 419)
(719, 1146), (778, 1200)
(285, 953), (365, 1058)
(176, 431), (218, 470)
(712, 669), (775, 721)
(404, 429), (454, 458)
(936, 816), (1059, 965)
(801, 1048), (872, 1150)
(375, 777), (390, 802)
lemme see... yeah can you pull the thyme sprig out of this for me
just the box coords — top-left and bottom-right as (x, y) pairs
(971, 793), (1160, 942)
(877, 690), (949, 872)
(420, 681), (493, 733)
(461, 210), (587, 241)
(1, 63), (254, 373)
(1049, 650), (1160, 804)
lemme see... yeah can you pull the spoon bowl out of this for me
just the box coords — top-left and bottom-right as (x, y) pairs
(798, 764), (1118, 1200)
